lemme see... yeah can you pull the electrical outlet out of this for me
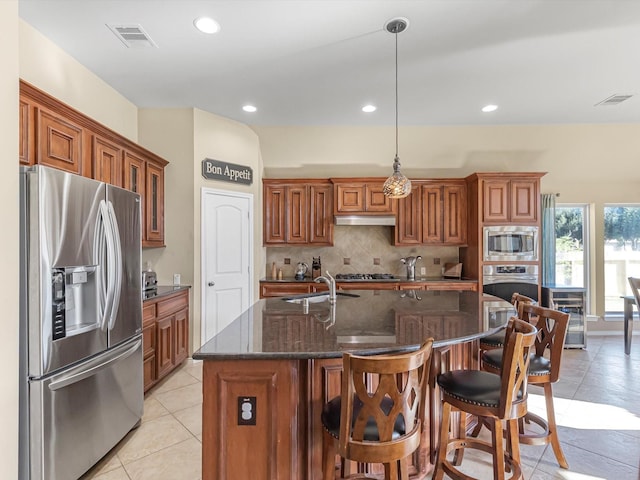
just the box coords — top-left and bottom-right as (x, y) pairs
(238, 396), (256, 426)
(433, 257), (441, 265)
(420, 267), (426, 275)
(173, 273), (181, 285)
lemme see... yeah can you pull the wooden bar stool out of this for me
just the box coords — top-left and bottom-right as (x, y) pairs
(481, 304), (570, 469)
(479, 293), (535, 354)
(434, 318), (537, 480)
(320, 338), (434, 480)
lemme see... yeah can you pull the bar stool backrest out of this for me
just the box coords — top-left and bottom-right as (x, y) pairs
(628, 277), (640, 312)
(338, 339), (434, 464)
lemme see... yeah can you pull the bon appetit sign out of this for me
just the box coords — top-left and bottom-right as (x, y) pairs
(202, 158), (253, 185)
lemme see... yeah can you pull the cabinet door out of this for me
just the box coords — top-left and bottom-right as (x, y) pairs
(145, 160), (165, 246)
(263, 184), (287, 244)
(335, 183), (366, 213)
(142, 322), (157, 392)
(156, 316), (175, 378)
(483, 179), (509, 223)
(92, 135), (123, 186)
(422, 185), (443, 243)
(287, 186), (308, 243)
(365, 183), (395, 213)
(174, 309), (189, 365)
(143, 354), (156, 393)
(510, 179), (538, 222)
(443, 184), (467, 244)
(395, 184), (422, 245)
(309, 183), (333, 245)
(19, 98), (34, 165)
(36, 106), (83, 175)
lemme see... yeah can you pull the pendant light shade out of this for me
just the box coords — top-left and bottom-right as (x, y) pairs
(382, 17), (412, 199)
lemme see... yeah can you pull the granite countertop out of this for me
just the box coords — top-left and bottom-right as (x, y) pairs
(193, 290), (512, 361)
(143, 284), (190, 301)
(260, 276), (477, 283)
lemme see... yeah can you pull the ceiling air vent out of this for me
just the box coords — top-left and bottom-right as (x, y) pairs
(107, 24), (158, 48)
(595, 94), (633, 106)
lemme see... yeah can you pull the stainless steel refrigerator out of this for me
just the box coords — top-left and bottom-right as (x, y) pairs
(19, 165), (143, 480)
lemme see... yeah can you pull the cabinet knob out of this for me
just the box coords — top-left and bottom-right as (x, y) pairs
(208, 281), (215, 287)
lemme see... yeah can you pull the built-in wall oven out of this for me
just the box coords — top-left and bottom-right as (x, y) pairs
(482, 264), (539, 302)
(483, 225), (539, 262)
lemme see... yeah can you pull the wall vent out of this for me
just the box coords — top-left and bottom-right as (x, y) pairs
(107, 24), (158, 48)
(595, 94), (633, 106)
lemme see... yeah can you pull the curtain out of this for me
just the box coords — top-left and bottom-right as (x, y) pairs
(541, 193), (556, 286)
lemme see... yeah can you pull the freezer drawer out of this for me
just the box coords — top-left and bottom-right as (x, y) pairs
(28, 337), (143, 480)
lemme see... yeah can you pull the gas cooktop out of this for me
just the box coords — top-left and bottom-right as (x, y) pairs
(334, 273), (400, 282)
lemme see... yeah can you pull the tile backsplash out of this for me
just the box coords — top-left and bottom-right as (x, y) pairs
(265, 226), (459, 279)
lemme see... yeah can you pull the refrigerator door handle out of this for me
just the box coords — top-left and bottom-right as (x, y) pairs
(95, 200), (108, 324)
(100, 200), (117, 331)
(106, 201), (123, 331)
(48, 339), (142, 391)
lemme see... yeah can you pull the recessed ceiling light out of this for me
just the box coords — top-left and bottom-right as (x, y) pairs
(194, 17), (220, 34)
(242, 105), (257, 113)
(362, 105), (377, 113)
(482, 104), (498, 113)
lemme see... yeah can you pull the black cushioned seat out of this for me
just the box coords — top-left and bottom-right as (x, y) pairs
(482, 349), (552, 377)
(321, 396), (406, 441)
(438, 370), (523, 408)
(480, 329), (506, 348)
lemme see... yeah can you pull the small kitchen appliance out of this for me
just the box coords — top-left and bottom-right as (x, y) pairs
(295, 262), (309, 280)
(312, 257), (322, 279)
(143, 270), (158, 291)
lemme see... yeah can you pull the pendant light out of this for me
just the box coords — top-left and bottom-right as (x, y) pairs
(382, 17), (412, 199)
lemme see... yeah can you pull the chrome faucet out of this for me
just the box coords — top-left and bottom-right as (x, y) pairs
(314, 271), (336, 304)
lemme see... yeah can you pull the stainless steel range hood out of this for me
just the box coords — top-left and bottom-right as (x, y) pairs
(334, 215), (396, 226)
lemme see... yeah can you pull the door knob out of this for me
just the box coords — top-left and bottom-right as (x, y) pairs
(208, 281), (215, 287)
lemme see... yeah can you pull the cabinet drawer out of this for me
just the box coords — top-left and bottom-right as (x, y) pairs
(157, 290), (189, 317)
(260, 283), (311, 298)
(143, 303), (156, 324)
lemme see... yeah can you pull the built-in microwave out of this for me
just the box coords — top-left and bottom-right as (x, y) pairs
(483, 225), (539, 262)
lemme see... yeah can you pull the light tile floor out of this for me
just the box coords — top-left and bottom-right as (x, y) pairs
(82, 335), (640, 480)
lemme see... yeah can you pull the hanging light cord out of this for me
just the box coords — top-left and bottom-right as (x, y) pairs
(394, 25), (399, 160)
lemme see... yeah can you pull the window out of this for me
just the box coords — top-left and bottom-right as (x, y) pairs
(604, 205), (640, 313)
(555, 205), (588, 289)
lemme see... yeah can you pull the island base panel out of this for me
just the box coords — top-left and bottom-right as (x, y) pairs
(202, 360), (302, 480)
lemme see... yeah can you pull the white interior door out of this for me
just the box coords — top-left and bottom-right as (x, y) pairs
(201, 188), (253, 345)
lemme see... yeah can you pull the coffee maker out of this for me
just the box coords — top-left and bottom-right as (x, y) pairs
(312, 257), (322, 279)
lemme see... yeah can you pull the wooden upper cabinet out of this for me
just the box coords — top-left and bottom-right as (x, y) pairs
(145, 161), (165, 247)
(422, 185), (443, 243)
(442, 184), (467, 244)
(92, 135), (123, 186)
(20, 81), (169, 248)
(19, 98), (34, 165)
(395, 184), (422, 245)
(482, 176), (539, 223)
(309, 183), (333, 245)
(394, 180), (467, 246)
(36, 106), (84, 175)
(286, 186), (309, 244)
(333, 179), (395, 215)
(263, 179), (333, 246)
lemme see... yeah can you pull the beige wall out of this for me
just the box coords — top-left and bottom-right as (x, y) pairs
(254, 124), (640, 332)
(192, 108), (263, 348)
(19, 20), (138, 141)
(1, 1), (20, 477)
(137, 108), (263, 351)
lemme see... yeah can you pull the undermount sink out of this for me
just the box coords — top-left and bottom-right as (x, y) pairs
(282, 292), (360, 304)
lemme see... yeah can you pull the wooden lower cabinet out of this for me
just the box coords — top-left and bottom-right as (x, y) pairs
(143, 289), (190, 392)
(200, 340), (475, 479)
(259, 281), (477, 298)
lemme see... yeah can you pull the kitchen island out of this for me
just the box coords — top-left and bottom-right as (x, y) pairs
(193, 290), (513, 480)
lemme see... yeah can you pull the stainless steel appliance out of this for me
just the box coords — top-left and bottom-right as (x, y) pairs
(143, 270), (158, 291)
(482, 264), (539, 302)
(400, 256), (422, 280)
(19, 166), (143, 480)
(334, 273), (400, 281)
(483, 225), (539, 262)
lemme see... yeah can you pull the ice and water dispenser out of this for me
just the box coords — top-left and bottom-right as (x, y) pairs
(51, 265), (99, 340)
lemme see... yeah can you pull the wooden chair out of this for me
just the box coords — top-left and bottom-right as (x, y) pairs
(481, 304), (570, 469)
(320, 338), (434, 480)
(479, 293), (535, 353)
(629, 277), (640, 314)
(434, 318), (537, 480)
